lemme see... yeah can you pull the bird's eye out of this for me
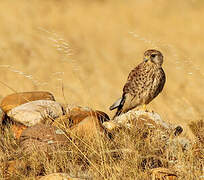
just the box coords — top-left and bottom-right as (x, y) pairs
(151, 54), (156, 58)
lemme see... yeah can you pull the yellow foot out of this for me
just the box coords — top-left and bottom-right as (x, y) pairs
(135, 105), (154, 113)
(142, 104), (148, 112)
(143, 105), (156, 113)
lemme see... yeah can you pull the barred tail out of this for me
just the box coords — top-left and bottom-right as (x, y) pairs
(110, 95), (126, 119)
(109, 97), (122, 110)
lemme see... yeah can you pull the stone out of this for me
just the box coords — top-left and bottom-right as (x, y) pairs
(103, 110), (182, 136)
(7, 100), (63, 127)
(39, 173), (85, 180)
(103, 110), (187, 165)
(4, 159), (26, 176)
(0, 91), (55, 113)
(70, 111), (108, 137)
(19, 124), (68, 153)
(11, 122), (27, 139)
(0, 107), (5, 125)
(53, 105), (110, 138)
(150, 167), (178, 180)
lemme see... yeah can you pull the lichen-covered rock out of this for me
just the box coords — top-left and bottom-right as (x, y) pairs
(7, 100), (63, 127)
(103, 110), (189, 170)
(150, 167), (178, 180)
(39, 173), (85, 180)
(0, 91), (55, 113)
(103, 110), (182, 136)
(20, 124), (68, 153)
(54, 105), (110, 138)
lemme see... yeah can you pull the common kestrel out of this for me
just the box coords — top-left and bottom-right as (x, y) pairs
(110, 49), (166, 118)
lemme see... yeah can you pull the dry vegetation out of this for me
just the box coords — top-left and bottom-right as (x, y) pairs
(0, 0), (203, 179)
(0, 116), (203, 179)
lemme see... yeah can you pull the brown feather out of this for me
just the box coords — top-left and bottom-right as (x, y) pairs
(112, 49), (166, 117)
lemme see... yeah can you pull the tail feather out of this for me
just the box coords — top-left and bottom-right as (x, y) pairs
(109, 97), (122, 110)
(110, 95), (126, 119)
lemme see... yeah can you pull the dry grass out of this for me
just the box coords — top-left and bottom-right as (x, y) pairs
(0, 0), (203, 179)
(0, 117), (203, 179)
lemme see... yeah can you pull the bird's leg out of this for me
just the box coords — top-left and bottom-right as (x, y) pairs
(142, 104), (148, 112)
(142, 104), (155, 113)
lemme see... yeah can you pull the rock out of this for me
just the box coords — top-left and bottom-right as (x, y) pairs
(103, 110), (182, 136)
(39, 173), (85, 180)
(20, 124), (68, 153)
(150, 167), (178, 180)
(3, 159), (26, 176)
(103, 110), (187, 166)
(70, 110), (109, 137)
(11, 122), (27, 139)
(0, 107), (5, 125)
(53, 105), (110, 138)
(0, 91), (55, 113)
(7, 100), (63, 127)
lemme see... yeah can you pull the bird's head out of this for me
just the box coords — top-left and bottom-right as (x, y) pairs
(143, 49), (163, 66)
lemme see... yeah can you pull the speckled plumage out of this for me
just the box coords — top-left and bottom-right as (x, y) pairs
(110, 49), (166, 118)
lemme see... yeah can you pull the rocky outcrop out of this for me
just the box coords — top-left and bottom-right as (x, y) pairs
(53, 105), (110, 137)
(19, 124), (68, 153)
(0, 91), (55, 113)
(0, 92), (57, 138)
(7, 100), (63, 127)
(103, 109), (186, 175)
(17, 104), (110, 153)
(150, 167), (178, 180)
(103, 110), (183, 137)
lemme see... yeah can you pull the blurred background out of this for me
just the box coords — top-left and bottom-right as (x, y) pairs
(0, 0), (203, 137)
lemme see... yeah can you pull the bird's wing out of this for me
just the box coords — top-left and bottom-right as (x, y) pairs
(109, 64), (141, 111)
(123, 62), (144, 95)
(152, 68), (166, 99)
(113, 63), (144, 117)
(111, 63), (145, 118)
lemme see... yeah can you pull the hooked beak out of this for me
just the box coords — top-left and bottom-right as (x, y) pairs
(144, 55), (149, 62)
(144, 58), (148, 62)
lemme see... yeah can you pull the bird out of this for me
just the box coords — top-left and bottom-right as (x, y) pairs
(110, 49), (166, 118)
